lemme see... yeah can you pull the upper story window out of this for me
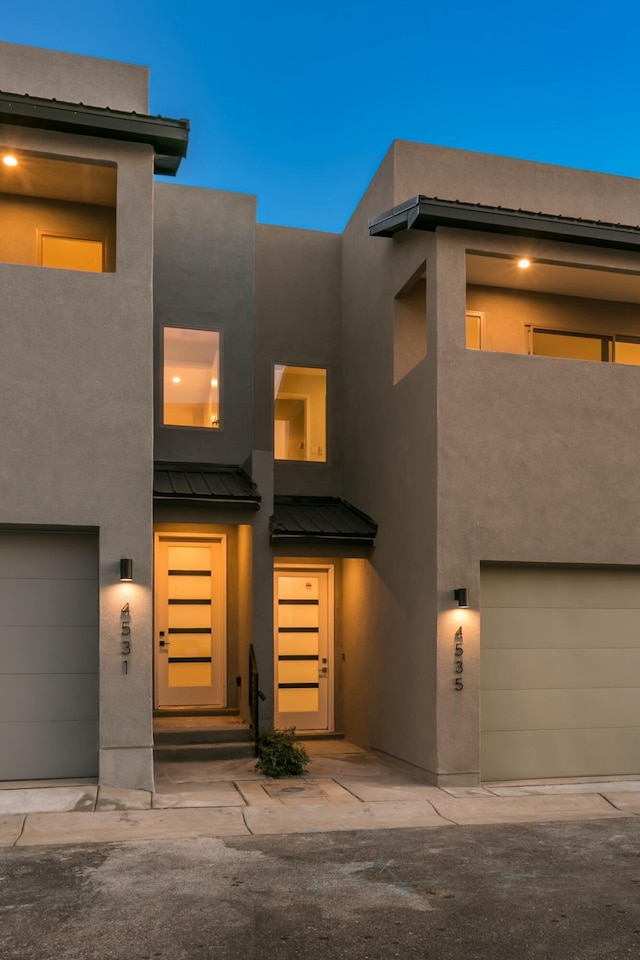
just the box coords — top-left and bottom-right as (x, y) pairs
(163, 327), (221, 429)
(0, 150), (116, 272)
(529, 328), (640, 365)
(274, 365), (326, 462)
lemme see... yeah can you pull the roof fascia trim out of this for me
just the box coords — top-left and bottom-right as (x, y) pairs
(0, 91), (189, 176)
(369, 195), (640, 252)
(153, 494), (260, 510)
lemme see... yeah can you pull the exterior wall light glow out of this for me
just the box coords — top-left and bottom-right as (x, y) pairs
(517, 258), (531, 269)
(120, 558), (133, 581)
(172, 376), (181, 383)
(454, 587), (468, 608)
(2, 155), (18, 167)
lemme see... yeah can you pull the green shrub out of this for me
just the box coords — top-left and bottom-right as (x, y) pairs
(255, 727), (309, 778)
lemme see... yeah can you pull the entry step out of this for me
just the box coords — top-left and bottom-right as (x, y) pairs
(153, 741), (256, 762)
(153, 714), (254, 762)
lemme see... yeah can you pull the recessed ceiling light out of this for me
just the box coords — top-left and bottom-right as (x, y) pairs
(2, 155), (18, 167)
(172, 376), (181, 383)
(517, 258), (531, 269)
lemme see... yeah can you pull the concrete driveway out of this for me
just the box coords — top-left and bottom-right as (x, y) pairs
(2, 741), (640, 846)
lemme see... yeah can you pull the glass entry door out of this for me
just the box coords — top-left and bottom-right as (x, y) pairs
(274, 567), (332, 730)
(155, 536), (226, 707)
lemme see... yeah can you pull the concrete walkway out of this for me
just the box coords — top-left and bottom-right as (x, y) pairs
(2, 740), (640, 847)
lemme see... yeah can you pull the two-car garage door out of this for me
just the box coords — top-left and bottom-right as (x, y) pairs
(0, 531), (99, 781)
(481, 566), (640, 782)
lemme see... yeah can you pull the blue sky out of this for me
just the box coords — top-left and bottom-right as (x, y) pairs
(3, 1), (640, 231)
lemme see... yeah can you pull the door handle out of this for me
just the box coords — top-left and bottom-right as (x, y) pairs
(319, 666), (327, 677)
(159, 639), (170, 648)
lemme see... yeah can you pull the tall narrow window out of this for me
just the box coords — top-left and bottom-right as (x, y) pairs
(274, 365), (326, 461)
(163, 328), (221, 428)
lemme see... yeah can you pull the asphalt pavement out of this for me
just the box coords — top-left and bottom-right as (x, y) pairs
(2, 820), (640, 959)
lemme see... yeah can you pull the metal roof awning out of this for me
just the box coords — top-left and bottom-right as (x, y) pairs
(270, 496), (377, 546)
(0, 91), (189, 175)
(369, 195), (640, 252)
(154, 462), (260, 508)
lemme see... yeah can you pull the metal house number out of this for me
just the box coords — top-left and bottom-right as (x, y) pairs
(454, 626), (463, 690)
(121, 602), (131, 674)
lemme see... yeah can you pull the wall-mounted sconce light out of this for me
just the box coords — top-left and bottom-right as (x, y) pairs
(120, 558), (133, 581)
(454, 587), (468, 608)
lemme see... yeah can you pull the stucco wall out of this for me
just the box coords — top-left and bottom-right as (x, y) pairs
(0, 41), (149, 112)
(428, 232), (640, 784)
(256, 223), (342, 496)
(392, 139), (640, 225)
(153, 184), (257, 466)
(340, 140), (640, 783)
(0, 122), (155, 790)
(340, 147), (440, 773)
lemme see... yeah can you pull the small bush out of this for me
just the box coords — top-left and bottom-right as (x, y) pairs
(255, 727), (310, 778)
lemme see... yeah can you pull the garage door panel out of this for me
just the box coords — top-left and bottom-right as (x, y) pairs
(481, 565), (640, 780)
(0, 531), (99, 782)
(0, 579), (98, 626)
(482, 607), (640, 650)
(482, 648), (640, 690)
(482, 728), (640, 781)
(0, 532), (97, 579)
(0, 627), (98, 674)
(0, 721), (98, 780)
(482, 567), (640, 610)
(0, 675), (98, 723)
(482, 688), (640, 732)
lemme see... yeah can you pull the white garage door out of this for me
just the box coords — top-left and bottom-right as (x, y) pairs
(481, 565), (640, 782)
(0, 531), (99, 781)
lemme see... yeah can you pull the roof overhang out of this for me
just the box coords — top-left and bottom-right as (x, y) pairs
(270, 496), (377, 546)
(154, 462), (260, 509)
(0, 91), (189, 176)
(369, 195), (640, 252)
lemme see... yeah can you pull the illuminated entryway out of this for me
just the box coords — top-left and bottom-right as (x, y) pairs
(274, 565), (333, 730)
(155, 535), (227, 707)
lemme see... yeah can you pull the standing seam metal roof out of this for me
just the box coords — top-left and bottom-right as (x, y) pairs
(270, 497), (377, 544)
(153, 463), (260, 506)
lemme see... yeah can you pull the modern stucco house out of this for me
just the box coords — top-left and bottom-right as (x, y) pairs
(3, 40), (640, 791)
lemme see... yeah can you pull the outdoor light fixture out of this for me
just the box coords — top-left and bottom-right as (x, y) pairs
(454, 587), (468, 608)
(120, 558), (133, 581)
(2, 155), (18, 167)
(517, 258), (531, 269)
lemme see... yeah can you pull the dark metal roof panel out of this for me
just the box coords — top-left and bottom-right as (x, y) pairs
(369, 195), (640, 251)
(153, 462), (260, 507)
(0, 90), (189, 176)
(270, 497), (377, 545)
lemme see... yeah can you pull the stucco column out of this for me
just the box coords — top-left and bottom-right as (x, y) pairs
(247, 450), (275, 729)
(434, 232), (481, 785)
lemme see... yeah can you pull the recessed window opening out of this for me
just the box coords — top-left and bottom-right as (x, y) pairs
(0, 149), (116, 272)
(164, 328), (221, 428)
(394, 263), (427, 383)
(466, 252), (640, 357)
(274, 365), (326, 462)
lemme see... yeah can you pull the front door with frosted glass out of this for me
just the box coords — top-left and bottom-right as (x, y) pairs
(155, 537), (226, 707)
(274, 568), (331, 730)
